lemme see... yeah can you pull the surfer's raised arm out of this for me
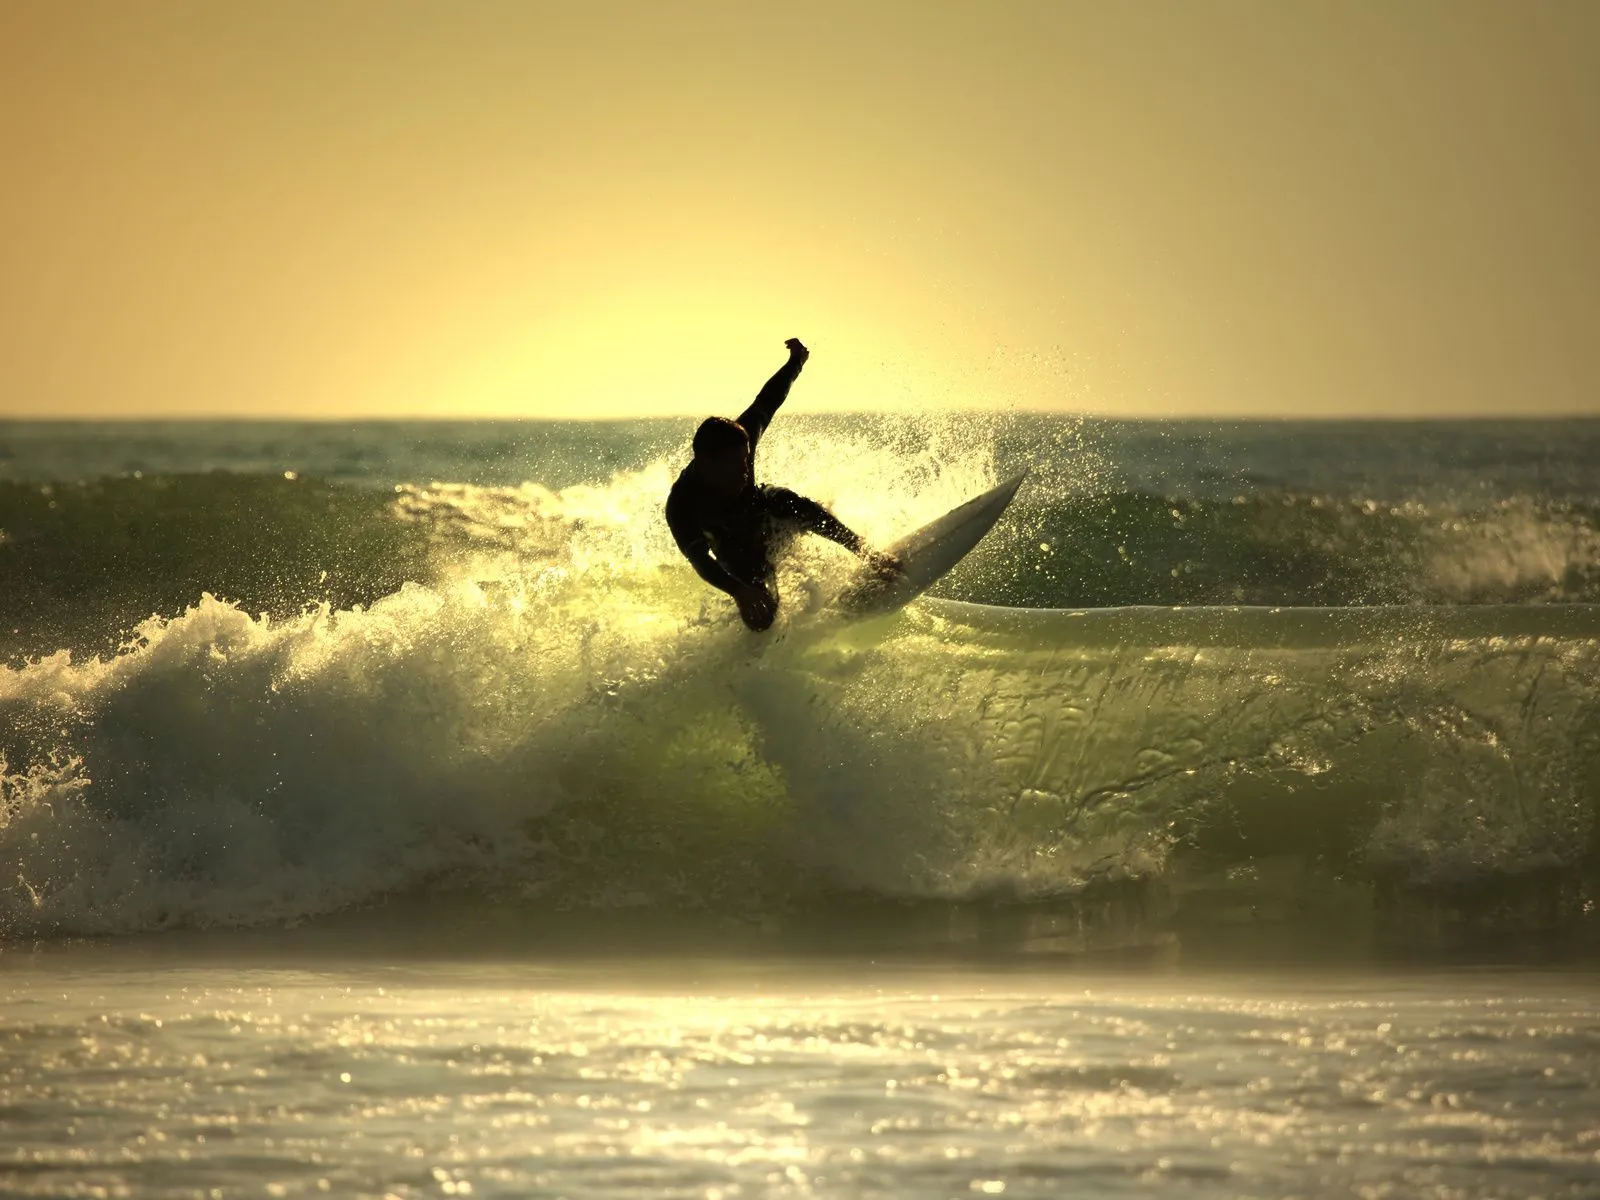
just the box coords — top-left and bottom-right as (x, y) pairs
(736, 337), (809, 451)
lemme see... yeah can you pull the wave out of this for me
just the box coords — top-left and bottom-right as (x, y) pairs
(0, 474), (434, 664)
(2, 578), (1596, 941)
(2, 430), (1598, 944)
(5, 466), (1598, 669)
(942, 491), (1600, 608)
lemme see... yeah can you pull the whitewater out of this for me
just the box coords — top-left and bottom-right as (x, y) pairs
(2, 414), (1599, 1197)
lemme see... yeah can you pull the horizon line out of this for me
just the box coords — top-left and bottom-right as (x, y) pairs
(1, 410), (1597, 425)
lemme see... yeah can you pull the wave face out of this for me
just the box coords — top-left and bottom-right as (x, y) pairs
(1, 416), (1598, 942)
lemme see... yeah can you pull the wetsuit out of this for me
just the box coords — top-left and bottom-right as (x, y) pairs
(665, 352), (864, 618)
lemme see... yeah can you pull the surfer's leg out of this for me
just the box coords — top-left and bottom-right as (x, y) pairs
(761, 487), (864, 554)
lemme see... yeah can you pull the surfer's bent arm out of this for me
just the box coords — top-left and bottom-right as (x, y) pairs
(666, 513), (746, 597)
(765, 487), (866, 555)
(736, 338), (809, 450)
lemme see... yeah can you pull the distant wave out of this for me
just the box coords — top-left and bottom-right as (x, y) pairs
(0, 474), (434, 663)
(918, 490), (1600, 608)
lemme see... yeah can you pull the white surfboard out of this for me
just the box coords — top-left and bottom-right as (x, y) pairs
(833, 470), (1029, 618)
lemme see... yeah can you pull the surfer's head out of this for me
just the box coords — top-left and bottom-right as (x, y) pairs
(692, 417), (751, 493)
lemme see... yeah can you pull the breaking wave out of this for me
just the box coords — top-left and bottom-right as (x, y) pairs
(1, 417), (1598, 944)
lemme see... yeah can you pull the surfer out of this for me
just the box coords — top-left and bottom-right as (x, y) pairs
(666, 338), (898, 631)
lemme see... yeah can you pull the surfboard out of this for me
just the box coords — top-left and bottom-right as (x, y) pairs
(833, 470), (1029, 618)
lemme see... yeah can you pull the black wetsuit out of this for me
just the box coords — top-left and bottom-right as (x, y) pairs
(666, 352), (863, 621)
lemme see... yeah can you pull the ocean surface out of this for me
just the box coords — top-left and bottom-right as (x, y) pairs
(2, 414), (1599, 1197)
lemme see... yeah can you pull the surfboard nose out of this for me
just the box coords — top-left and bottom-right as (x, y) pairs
(834, 470), (1031, 618)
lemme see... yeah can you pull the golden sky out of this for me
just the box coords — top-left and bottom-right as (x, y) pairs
(2, 1), (1597, 419)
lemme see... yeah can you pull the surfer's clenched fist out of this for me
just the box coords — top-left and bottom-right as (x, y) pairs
(666, 337), (892, 632)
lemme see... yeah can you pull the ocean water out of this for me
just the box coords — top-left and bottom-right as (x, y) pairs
(2, 414), (1599, 1197)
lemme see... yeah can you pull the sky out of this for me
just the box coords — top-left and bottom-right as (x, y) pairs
(2, 1), (1597, 420)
